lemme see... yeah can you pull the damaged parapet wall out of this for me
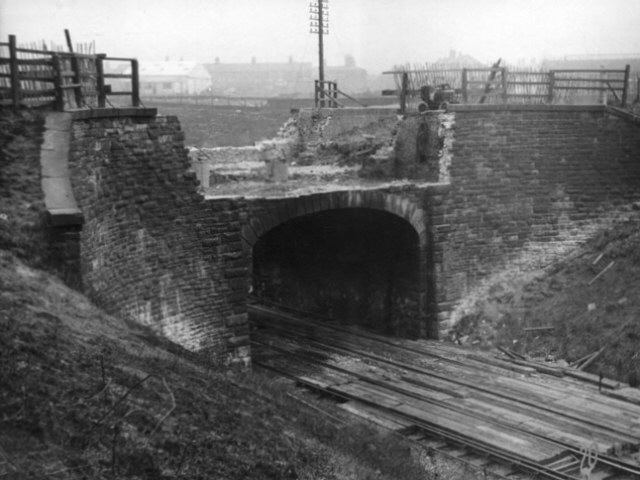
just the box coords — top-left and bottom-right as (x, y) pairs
(433, 105), (640, 331)
(295, 107), (400, 143)
(393, 111), (454, 182)
(67, 110), (250, 367)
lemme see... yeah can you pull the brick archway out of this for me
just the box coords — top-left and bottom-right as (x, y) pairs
(241, 190), (427, 250)
(242, 190), (433, 338)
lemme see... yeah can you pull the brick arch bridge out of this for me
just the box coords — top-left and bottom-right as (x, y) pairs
(241, 189), (433, 339)
(41, 104), (640, 368)
(241, 190), (428, 248)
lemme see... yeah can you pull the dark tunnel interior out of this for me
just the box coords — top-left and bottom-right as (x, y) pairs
(251, 208), (422, 337)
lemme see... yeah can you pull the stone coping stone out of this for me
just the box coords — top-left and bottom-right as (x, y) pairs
(46, 209), (84, 226)
(41, 108), (158, 226)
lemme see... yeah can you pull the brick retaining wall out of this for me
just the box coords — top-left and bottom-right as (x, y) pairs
(67, 110), (250, 366)
(434, 105), (640, 329)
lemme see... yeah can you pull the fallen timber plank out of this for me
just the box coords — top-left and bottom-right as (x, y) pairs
(256, 332), (459, 403)
(290, 327), (640, 427)
(338, 381), (640, 476)
(252, 305), (535, 376)
(338, 400), (414, 431)
(401, 373), (470, 399)
(252, 308), (640, 435)
(603, 387), (640, 406)
(360, 370), (637, 456)
(263, 316), (536, 383)
(469, 393), (640, 449)
(255, 330), (640, 475)
(551, 395), (640, 435)
(288, 316), (636, 416)
(257, 330), (640, 455)
(458, 397), (621, 454)
(252, 341), (353, 389)
(344, 380), (640, 475)
(254, 325), (640, 439)
(510, 358), (565, 377)
(340, 325), (539, 376)
(255, 306), (601, 395)
(329, 382), (564, 463)
(562, 368), (624, 389)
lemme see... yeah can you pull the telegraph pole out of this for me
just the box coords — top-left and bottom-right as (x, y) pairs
(310, 0), (328, 105)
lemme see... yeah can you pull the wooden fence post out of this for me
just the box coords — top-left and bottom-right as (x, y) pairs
(314, 80), (319, 107)
(332, 81), (338, 108)
(462, 68), (468, 103)
(621, 64), (631, 107)
(399, 72), (409, 114)
(9, 35), (20, 108)
(69, 54), (83, 108)
(547, 70), (555, 104)
(96, 54), (106, 107)
(130, 59), (140, 107)
(51, 54), (64, 111)
(501, 67), (508, 103)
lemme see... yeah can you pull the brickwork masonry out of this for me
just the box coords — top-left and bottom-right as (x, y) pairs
(434, 106), (640, 332)
(66, 110), (250, 367)
(47, 105), (640, 356)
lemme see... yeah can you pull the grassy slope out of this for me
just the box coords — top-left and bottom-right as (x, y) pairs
(0, 250), (432, 479)
(0, 109), (47, 264)
(452, 209), (640, 385)
(514, 215), (640, 383)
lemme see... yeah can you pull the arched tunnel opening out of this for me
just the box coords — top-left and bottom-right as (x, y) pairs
(251, 208), (424, 338)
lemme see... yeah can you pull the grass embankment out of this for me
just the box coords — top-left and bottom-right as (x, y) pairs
(0, 250), (436, 479)
(452, 210), (640, 385)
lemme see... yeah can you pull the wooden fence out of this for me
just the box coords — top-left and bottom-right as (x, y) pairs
(0, 35), (140, 111)
(314, 80), (367, 108)
(385, 64), (631, 113)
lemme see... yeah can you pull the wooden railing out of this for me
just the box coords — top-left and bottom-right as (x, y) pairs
(0, 35), (140, 111)
(385, 65), (632, 113)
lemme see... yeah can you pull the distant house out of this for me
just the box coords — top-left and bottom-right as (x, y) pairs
(325, 55), (369, 94)
(205, 58), (314, 97)
(133, 61), (212, 96)
(433, 50), (487, 69)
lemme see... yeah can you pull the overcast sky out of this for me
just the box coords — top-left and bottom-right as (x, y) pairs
(2, 0), (639, 73)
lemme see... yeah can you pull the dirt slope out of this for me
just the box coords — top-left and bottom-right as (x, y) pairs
(452, 208), (640, 385)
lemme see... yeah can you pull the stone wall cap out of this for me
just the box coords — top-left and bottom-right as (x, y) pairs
(47, 208), (84, 226)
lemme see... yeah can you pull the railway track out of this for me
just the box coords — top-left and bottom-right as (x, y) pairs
(249, 301), (640, 480)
